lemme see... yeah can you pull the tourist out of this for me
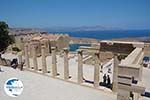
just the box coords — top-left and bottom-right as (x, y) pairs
(0, 54), (2, 65)
(20, 61), (24, 71)
(11, 58), (18, 69)
(103, 74), (107, 84)
(107, 75), (111, 86)
(0, 67), (2, 72)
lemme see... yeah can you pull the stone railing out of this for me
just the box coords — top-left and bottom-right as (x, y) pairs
(117, 47), (145, 100)
(22, 41), (146, 100)
(23, 44), (103, 89)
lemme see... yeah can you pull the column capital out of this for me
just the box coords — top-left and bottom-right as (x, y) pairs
(41, 45), (46, 49)
(63, 47), (68, 51)
(63, 48), (69, 53)
(51, 47), (56, 50)
(77, 49), (83, 53)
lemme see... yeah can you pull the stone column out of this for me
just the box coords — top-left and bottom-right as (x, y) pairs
(112, 53), (119, 92)
(94, 53), (100, 87)
(77, 50), (83, 84)
(18, 53), (22, 65)
(32, 44), (38, 70)
(41, 39), (50, 55)
(51, 47), (57, 77)
(24, 44), (30, 68)
(41, 45), (47, 73)
(63, 48), (69, 79)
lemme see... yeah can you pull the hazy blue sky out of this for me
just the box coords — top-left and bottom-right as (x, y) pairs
(0, 0), (150, 29)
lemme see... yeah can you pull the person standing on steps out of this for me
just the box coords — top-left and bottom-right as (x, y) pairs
(107, 75), (111, 86)
(103, 74), (107, 85)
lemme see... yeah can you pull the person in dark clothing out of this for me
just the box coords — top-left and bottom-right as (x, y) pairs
(103, 74), (107, 84)
(20, 62), (24, 71)
(107, 75), (111, 86)
(0, 67), (2, 72)
(11, 58), (18, 69)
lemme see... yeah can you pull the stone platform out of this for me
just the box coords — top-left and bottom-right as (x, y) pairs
(0, 66), (116, 100)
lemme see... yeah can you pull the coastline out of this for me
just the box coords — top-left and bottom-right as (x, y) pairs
(70, 36), (150, 44)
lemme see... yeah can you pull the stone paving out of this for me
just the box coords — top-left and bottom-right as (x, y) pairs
(28, 54), (113, 91)
(1, 51), (150, 100)
(0, 66), (116, 100)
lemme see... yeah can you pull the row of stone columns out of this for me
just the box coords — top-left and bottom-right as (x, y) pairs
(24, 44), (69, 77)
(24, 44), (103, 88)
(24, 43), (48, 73)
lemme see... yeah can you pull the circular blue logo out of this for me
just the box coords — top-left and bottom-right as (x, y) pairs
(4, 78), (23, 97)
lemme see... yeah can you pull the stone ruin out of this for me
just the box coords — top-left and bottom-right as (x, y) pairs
(21, 40), (145, 100)
(9, 34), (70, 56)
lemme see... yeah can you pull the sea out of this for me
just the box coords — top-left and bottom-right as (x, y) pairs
(49, 30), (150, 51)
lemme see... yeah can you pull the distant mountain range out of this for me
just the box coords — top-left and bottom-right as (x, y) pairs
(9, 28), (41, 35)
(42, 25), (122, 32)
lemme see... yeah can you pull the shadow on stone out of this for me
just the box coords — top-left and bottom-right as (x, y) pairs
(83, 78), (112, 89)
(0, 68), (4, 72)
(57, 73), (60, 76)
(47, 71), (50, 73)
(84, 79), (94, 84)
(99, 82), (112, 89)
(141, 92), (150, 98)
(69, 76), (72, 79)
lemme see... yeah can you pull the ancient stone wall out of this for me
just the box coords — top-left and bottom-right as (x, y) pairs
(144, 43), (150, 56)
(100, 42), (135, 54)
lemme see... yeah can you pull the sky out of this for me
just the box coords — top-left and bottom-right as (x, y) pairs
(0, 0), (150, 29)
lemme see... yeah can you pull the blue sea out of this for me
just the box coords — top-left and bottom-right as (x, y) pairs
(69, 44), (91, 51)
(49, 30), (150, 40)
(49, 30), (150, 51)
